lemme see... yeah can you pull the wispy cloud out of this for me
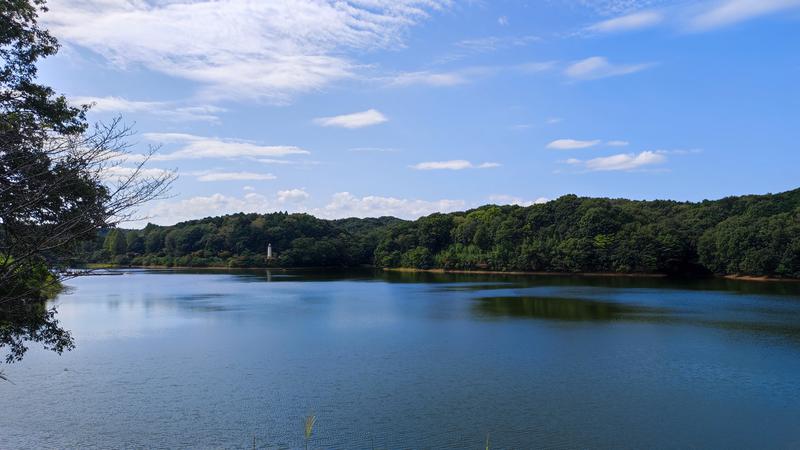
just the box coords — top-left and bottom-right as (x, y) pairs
(580, 0), (800, 34)
(313, 109), (388, 129)
(607, 140), (630, 146)
(688, 0), (800, 31)
(144, 133), (309, 160)
(566, 150), (667, 171)
(74, 95), (225, 122)
(411, 160), (501, 170)
(510, 124), (534, 131)
(588, 10), (664, 33)
(389, 62), (554, 87)
(193, 171), (277, 182)
(45, 0), (451, 102)
(257, 159), (295, 165)
(434, 32), (541, 64)
(547, 139), (602, 150)
(575, 0), (670, 16)
(455, 35), (540, 53)
(102, 166), (173, 182)
(565, 56), (655, 80)
(388, 70), (471, 87)
(348, 147), (400, 153)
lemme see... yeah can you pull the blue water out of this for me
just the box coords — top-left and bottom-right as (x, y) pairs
(3, 269), (800, 449)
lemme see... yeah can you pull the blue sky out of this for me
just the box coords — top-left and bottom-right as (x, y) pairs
(38, 0), (800, 226)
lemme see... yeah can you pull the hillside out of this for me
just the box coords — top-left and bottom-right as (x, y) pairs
(81, 189), (800, 278)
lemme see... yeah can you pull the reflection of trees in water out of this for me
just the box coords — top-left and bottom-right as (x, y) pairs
(475, 296), (644, 321)
(1, 299), (74, 364)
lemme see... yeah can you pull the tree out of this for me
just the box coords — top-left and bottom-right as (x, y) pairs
(0, 0), (175, 363)
(103, 229), (127, 256)
(125, 230), (144, 254)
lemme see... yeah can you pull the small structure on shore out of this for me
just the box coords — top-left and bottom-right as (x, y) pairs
(267, 243), (273, 260)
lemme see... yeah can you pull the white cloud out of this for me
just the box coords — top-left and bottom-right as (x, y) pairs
(565, 56), (654, 80)
(389, 62), (553, 87)
(588, 10), (663, 33)
(135, 191), (469, 226)
(105, 151), (149, 164)
(74, 95), (225, 122)
(411, 160), (501, 170)
(489, 195), (549, 206)
(498, 16), (509, 26)
(319, 192), (466, 219)
(313, 109), (388, 129)
(607, 140), (630, 146)
(257, 158), (321, 166)
(44, 0), (451, 102)
(567, 150), (667, 171)
(143, 133), (309, 160)
(389, 71), (470, 87)
(141, 192), (274, 226)
(193, 171), (276, 182)
(74, 96), (160, 113)
(547, 117), (563, 124)
(257, 158), (295, 165)
(688, 0), (800, 31)
(547, 139), (601, 150)
(102, 166), (173, 182)
(277, 189), (311, 203)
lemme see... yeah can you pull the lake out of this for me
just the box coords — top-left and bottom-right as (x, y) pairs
(3, 269), (800, 449)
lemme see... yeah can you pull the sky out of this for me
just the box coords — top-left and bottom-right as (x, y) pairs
(37, 0), (800, 227)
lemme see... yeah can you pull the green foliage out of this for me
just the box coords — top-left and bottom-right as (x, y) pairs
(374, 189), (800, 278)
(78, 189), (800, 278)
(1, 0), (174, 364)
(103, 229), (127, 256)
(83, 213), (403, 269)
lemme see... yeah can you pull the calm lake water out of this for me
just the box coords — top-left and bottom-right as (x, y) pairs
(3, 269), (800, 449)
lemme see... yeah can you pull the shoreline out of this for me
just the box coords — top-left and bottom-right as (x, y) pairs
(383, 267), (668, 278)
(83, 264), (800, 282)
(722, 274), (800, 283)
(384, 267), (800, 282)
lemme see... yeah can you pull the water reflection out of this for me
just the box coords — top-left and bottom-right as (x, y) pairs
(126, 268), (800, 298)
(0, 298), (74, 363)
(473, 291), (800, 347)
(475, 295), (659, 321)
(4, 269), (800, 449)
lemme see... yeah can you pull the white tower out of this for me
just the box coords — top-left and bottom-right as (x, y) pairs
(267, 243), (273, 259)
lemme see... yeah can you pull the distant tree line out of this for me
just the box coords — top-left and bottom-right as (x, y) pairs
(81, 214), (402, 269)
(375, 189), (800, 278)
(83, 188), (800, 278)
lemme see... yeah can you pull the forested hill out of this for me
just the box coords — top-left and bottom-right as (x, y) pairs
(82, 188), (800, 278)
(84, 214), (404, 268)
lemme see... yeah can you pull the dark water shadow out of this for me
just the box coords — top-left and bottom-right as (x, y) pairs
(129, 268), (800, 298)
(474, 295), (800, 348)
(474, 296), (664, 321)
